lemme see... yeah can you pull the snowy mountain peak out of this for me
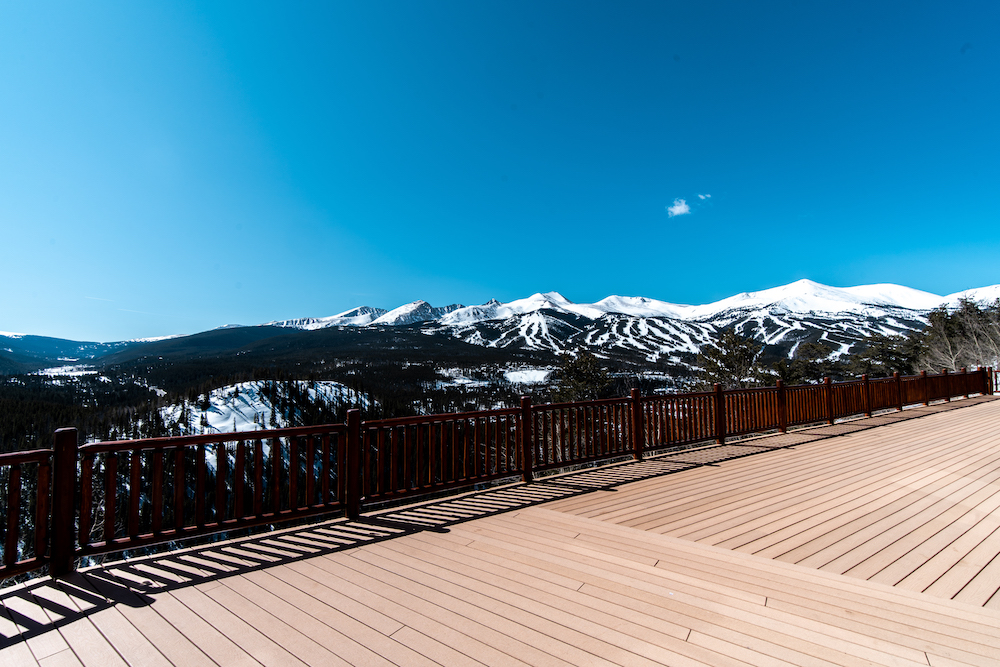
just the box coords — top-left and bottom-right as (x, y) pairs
(946, 285), (1000, 307)
(681, 279), (949, 319)
(266, 306), (388, 330)
(594, 295), (690, 319)
(371, 301), (463, 326)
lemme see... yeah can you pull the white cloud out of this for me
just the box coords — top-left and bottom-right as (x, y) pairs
(697, 193), (711, 200)
(666, 198), (690, 217)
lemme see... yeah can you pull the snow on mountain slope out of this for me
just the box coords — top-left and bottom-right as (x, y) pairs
(371, 301), (463, 326)
(226, 279), (998, 365)
(160, 380), (369, 435)
(678, 279), (944, 320)
(592, 295), (691, 319)
(272, 279), (973, 334)
(840, 284), (947, 310)
(266, 306), (387, 330)
(946, 285), (1000, 306)
(440, 292), (606, 325)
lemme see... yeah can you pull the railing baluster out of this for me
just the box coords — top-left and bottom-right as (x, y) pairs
(304, 436), (314, 509)
(104, 454), (117, 543)
(151, 449), (163, 534)
(271, 437), (281, 514)
(428, 422), (436, 487)
(80, 453), (94, 546)
(235, 439), (246, 518)
(254, 438), (264, 517)
(289, 435), (299, 511)
(35, 459), (51, 562)
(129, 451), (141, 538)
(5, 465), (21, 567)
(321, 433), (331, 505)
(174, 447), (184, 531)
(215, 442), (229, 524)
(196, 444), (206, 528)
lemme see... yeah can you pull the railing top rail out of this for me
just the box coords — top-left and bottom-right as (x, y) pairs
(641, 390), (715, 402)
(723, 386), (777, 396)
(80, 421), (349, 454)
(363, 406), (520, 428)
(537, 396), (632, 410)
(0, 449), (53, 465)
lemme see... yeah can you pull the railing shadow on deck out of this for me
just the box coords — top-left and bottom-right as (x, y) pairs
(3, 393), (995, 650)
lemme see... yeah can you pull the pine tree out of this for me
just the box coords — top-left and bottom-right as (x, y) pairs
(773, 342), (847, 384)
(697, 329), (766, 389)
(549, 350), (612, 402)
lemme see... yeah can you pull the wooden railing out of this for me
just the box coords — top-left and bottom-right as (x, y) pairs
(531, 396), (634, 472)
(359, 407), (522, 504)
(74, 422), (350, 561)
(0, 367), (993, 582)
(0, 449), (51, 578)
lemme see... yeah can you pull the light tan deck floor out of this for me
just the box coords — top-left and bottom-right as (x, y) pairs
(544, 395), (1000, 609)
(2, 396), (999, 666)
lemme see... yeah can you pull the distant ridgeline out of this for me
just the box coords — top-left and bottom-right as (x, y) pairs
(1, 279), (998, 450)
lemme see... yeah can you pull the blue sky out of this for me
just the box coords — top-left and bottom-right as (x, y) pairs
(2, 1), (998, 342)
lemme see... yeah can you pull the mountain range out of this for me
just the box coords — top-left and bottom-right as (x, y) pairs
(3, 279), (999, 375)
(256, 279), (1000, 363)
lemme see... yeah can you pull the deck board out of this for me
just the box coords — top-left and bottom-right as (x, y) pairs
(549, 397), (1000, 605)
(3, 395), (1000, 665)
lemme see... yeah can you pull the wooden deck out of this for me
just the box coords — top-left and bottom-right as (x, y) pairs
(3, 396), (1000, 666)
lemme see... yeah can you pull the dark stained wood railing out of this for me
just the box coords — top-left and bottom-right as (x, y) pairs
(359, 408), (522, 504)
(531, 397), (633, 472)
(724, 386), (781, 437)
(74, 422), (348, 559)
(0, 449), (51, 578)
(0, 367), (993, 582)
(785, 382), (828, 426)
(641, 390), (717, 448)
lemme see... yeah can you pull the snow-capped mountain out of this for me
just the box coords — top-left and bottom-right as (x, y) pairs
(265, 306), (388, 330)
(5, 279), (998, 373)
(248, 279), (997, 362)
(681, 280), (947, 319)
(948, 285), (1000, 306)
(269, 279), (986, 334)
(371, 301), (463, 326)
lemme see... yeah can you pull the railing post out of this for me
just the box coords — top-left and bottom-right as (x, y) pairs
(824, 377), (834, 425)
(942, 368), (950, 402)
(961, 367), (968, 398)
(862, 374), (871, 417)
(893, 372), (902, 412)
(714, 384), (726, 445)
(921, 370), (929, 405)
(630, 388), (644, 461)
(49, 428), (78, 578)
(520, 396), (534, 483)
(776, 380), (787, 434)
(345, 410), (361, 521)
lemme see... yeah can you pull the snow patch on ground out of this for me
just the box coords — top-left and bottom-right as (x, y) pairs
(435, 368), (489, 389)
(504, 369), (550, 384)
(33, 364), (98, 377)
(160, 380), (369, 435)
